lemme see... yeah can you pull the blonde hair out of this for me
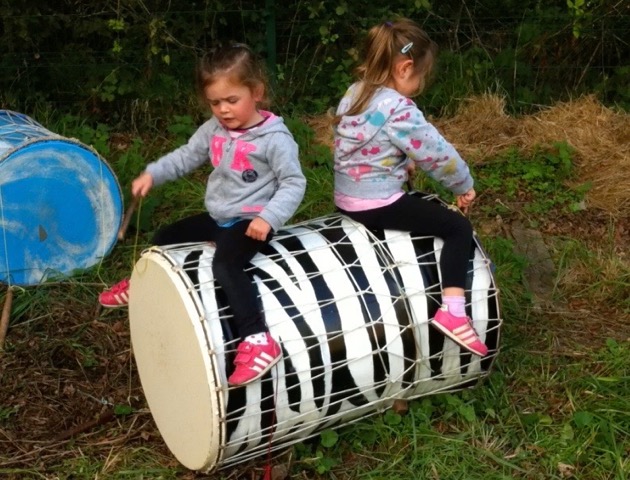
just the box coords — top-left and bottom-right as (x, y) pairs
(196, 44), (270, 109)
(336, 18), (437, 122)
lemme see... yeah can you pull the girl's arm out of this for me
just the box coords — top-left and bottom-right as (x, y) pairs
(257, 133), (306, 231)
(387, 102), (474, 196)
(144, 121), (215, 187)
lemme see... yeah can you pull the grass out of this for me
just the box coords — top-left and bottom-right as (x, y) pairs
(1, 114), (629, 479)
(295, 335), (630, 479)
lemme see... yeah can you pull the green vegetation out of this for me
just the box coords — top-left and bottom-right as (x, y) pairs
(1, 1), (628, 124)
(476, 142), (591, 216)
(2, 114), (628, 479)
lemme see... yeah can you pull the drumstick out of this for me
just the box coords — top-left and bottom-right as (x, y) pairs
(0, 287), (14, 350)
(117, 196), (139, 241)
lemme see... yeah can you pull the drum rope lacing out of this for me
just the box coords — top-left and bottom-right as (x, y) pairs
(0, 111), (26, 289)
(94, 145), (109, 284)
(0, 185), (10, 288)
(262, 362), (281, 480)
(95, 184), (144, 289)
(98, 196), (145, 285)
(131, 197), (143, 269)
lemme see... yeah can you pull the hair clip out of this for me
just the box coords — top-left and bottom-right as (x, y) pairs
(401, 42), (413, 54)
(384, 21), (393, 27)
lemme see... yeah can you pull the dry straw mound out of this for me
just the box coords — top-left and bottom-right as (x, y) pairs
(312, 94), (630, 217)
(437, 94), (630, 216)
(434, 94), (520, 159)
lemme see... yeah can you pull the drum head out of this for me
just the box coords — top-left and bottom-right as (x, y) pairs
(0, 139), (122, 285)
(129, 249), (224, 472)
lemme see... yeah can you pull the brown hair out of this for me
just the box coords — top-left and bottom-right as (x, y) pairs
(336, 18), (437, 123)
(196, 43), (270, 109)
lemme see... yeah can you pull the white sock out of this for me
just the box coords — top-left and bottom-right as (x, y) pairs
(442, 296), (466, 317)
(244, 332), (268, 345)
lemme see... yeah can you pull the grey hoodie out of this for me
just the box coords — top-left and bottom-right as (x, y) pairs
(334, 83), (473, 199)
(145, 112), (305, 231)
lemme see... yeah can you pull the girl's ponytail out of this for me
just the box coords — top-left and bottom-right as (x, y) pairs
(334, 18), (437, 124)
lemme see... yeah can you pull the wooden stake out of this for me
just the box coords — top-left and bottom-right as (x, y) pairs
(0, 287), (14, 350)
(54, 409), (115, 441)
(117, 197), (139, 241)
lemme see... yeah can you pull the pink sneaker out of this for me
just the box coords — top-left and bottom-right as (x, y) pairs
(98, 278), (130, 308)
(430, 305), (488, 357)
(228, 333), (281, 386)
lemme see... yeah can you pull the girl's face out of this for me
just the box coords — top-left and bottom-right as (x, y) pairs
(205, 76), (264, 130)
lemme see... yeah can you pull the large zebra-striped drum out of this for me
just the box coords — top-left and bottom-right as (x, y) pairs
(128, 198), (501, 472)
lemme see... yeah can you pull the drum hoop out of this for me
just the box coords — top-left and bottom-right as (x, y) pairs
(2, 135), (101, 163)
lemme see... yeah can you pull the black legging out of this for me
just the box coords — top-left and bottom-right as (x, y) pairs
(337, 193), (473, 289)
(152, 213), (272, 338)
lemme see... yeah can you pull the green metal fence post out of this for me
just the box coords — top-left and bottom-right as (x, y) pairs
(265, 0), (277, 81)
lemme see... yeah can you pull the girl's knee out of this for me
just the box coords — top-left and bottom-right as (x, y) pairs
(461, 216), (473, 236)
(151, 226), (173, 246)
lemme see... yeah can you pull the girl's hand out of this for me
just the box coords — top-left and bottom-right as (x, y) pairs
(131, 172), (154, 198)
(246, 217), (272, 242)
(456, 188), (476, 214)
(405, 160), (416, 190)
(405, 159), (416, 177)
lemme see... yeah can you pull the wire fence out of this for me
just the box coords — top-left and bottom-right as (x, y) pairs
(1, 4), (629, 115)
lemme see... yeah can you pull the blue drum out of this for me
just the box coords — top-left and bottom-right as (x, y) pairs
(0, 110), (123, 286)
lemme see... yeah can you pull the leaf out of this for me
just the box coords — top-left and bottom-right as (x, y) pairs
(521, 413), (540, 425)
(458, 404), (477, 422)
(320, 429), (338, 448)
(573, 411), (595, 428)
(384, 409), (402, 426)
(561, 423), (575, 441)
(114, 404), (133, 416)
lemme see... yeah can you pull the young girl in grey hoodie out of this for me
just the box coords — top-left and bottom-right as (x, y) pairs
(100, 44), (306, 385)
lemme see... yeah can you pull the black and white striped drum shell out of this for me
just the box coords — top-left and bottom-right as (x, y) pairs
(128, 207), (501, 472)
